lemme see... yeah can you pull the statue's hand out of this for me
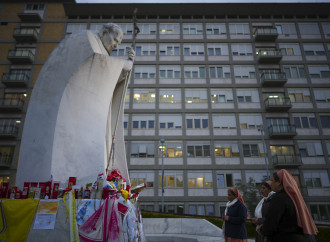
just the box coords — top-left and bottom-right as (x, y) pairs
(128, 47), (136, 62)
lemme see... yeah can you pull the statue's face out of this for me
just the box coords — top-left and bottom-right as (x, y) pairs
(101, 29), (123, 53)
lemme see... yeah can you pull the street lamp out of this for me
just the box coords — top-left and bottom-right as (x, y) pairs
(259, 125), (269, 179)
(160, 136), (165, 213)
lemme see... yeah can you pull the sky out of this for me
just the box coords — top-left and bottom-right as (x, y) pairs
(76, 0), (330, 3)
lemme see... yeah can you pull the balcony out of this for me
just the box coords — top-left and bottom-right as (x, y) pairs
(268, 125), (297, 138)
(0, 125), (19, 138)
(1, 73), (29, 87)
(0, 98), (25, 112)
(0, 155), (13, 168)
(257, 49), (282, 63)
(17, 12), (41, 22)
(13, 28), (39, 42)
(264, 97), (292, 111)
(253, 28), (278, 41)
(272, 155), (302, 167)
(7, 50), (34, 64)
(260, 72), (287, 86)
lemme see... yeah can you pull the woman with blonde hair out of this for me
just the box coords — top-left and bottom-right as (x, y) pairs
(222, 187), (248, 242)
(261, 169), (318, 241)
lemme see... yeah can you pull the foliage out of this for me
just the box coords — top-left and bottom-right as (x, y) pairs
(237, 177), (262, 217)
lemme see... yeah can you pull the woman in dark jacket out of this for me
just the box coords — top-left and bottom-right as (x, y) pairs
(222, 187), (248, 242)
(261, 169), (318, 242)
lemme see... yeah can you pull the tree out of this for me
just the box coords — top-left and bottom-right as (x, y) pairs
(237, 177), (262, 217)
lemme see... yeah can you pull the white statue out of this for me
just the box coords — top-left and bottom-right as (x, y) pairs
(15, 23), (135, 188)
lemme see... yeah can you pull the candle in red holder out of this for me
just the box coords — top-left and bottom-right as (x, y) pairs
(31, 182), (38, 188)
(45, 181), (51, 198)
(68, 177), (76, 189)
(9, 187), (17, 199)
(52, 182), (60, 199)
(83, 187), (90, 199)
(102, 187), (110, 199)
(1, 182), (9, 198)
(22, 182), (30, 199)
(15, 190), (22, 199)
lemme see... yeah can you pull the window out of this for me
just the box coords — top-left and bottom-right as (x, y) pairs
(188, 171), (213, 188)
(66, 23), (87, 34)
(283, 65), (306, 78)
(137, 23), (156, 35)
(8, 69), (31, 81)
(189, 204), (214, 216)
(298, 141), (323, 157)
(214, 142), (239, 157)
(243, 144), (260, 157)
(159, 65), (181, 79)
(133, 89), (155, 103)
(217, 171), (242, 187)
(134, 65), (156, 79)
(211, 89), (233, 103)
(112, 44), (131, 57)
(212, 114), (236, 129)
(183, 44), (204, 56)
(320, 115), (330, 128)
(117, 23), (133, 35)
(293, 114), (316, 128)
(209, 66), (231, 78)
(0, 119), (21, 135)
(158, 204), (184, 214)
(159, 171), (183, 188)
(207, 44), (228, 56)
(270, 145), (295, 160)
(314, 89), (330, 103)
(130, 142), (154, 158)
(159, 114), (182, 129)
(89, 23), (103, 31)
(0, 146), (15, 166)
(310, 204), (330, 222)
(184, 66), (205, 78)
(231, 44), (253, 56)
(234, 66), (256, 78)
(303, 44), (325, 56)
(236, 89), (259, 103)
(26, 3), (44, 10)
(130, 171), (154, 187)
(266, 118), (290, 131)
(123, 115), (128, 129)
(322, 23), (330, 37)
(186, 114), (208, 129)
(135, 44), (156, 56)
(159, 23), (180, 35)
(131, 115), (155, 129)
(159, 44), (180, 56)
(140, 204), (154, 212)
(308, 66), (330, 78)
(259, 69), (285, 80)
(162, 141), (183, 158)
(304, 171), (330, 188)
(275, 23), (297, 35)
(206, 23), (226, 35)
(298, 23), (320, 35)
(187, 142), (211, 157)
(279, 43), (301, 56)
(3, 93), (26, 106)
(0, 176), (9, 186)
(159, 89), (181, 103)
(229, 23), (250, 35)
(245, 171), (268, 185)
(239, 114), (262, 129)
(183, 24), (203, 35)
(185, 89), (207, 103)
(288, 88), (311, 103)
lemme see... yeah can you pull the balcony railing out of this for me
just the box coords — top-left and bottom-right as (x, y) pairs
(268, 124), (297, 138)
(264, 97), (292, 111)
(0, 155), (13, 168)
(0, 125), (19, 137)
(7, 50), (34, 64)
(0, 98), (25, 111)
(272, 155), (302, 167)
(1, 73), (29, 87)
(13, 28), (38, 42)
(17, 12), (41, 22)
(253, 28), (278, 41)
(257, 49), (282, 63)
(260, 72), (287, 86)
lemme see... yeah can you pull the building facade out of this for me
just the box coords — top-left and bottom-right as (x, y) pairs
(1, 1), (330, 221)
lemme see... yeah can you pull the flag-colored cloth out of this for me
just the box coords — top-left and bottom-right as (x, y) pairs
(0, 198), (39, 242)
(277, 169), (318, 235)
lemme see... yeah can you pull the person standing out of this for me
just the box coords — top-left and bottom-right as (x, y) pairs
(261, 169), (318, 241)
(222, 187), (248, 242)
(251, 181), (275, 242)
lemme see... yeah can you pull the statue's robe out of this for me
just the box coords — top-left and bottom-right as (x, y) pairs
(15, 30), (129, 187)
